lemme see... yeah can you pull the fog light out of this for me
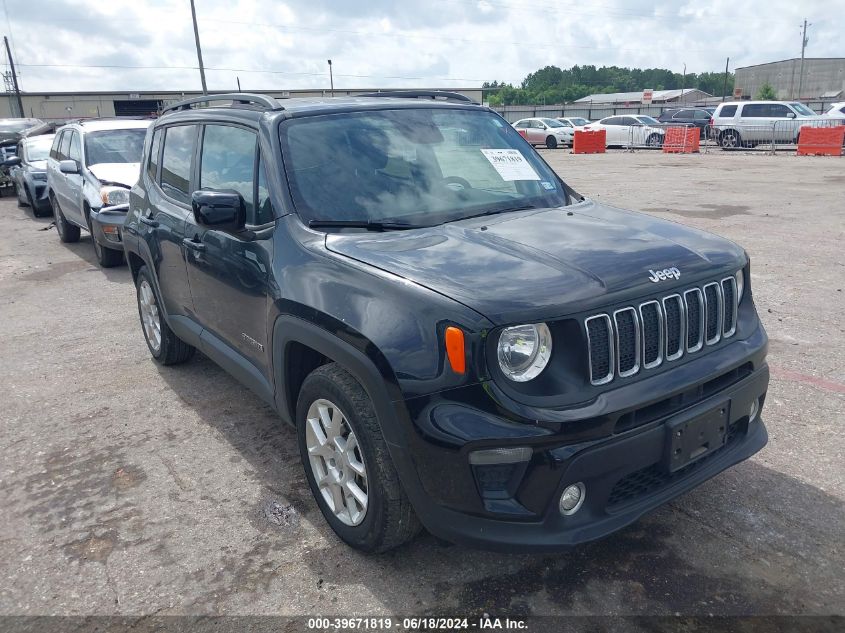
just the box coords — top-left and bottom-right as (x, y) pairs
(749, 398), (760, 422)
(559, 482), (585, 515)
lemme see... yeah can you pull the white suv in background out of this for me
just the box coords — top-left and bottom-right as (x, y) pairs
(47, 119), (151, 266)
(823, 102), (845, 120)
(710, 101), (821, 149)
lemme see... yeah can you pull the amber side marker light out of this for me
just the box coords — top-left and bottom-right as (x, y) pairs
(444, 326), (466, 374)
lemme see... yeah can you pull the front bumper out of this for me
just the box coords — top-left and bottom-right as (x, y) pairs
(393, 327), (769, 552)
(89, 204), (128, 249)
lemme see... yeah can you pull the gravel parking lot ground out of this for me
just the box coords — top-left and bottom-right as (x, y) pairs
(0, 151), (843, 624)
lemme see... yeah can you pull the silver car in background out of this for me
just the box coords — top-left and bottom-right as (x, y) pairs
(512, 117), (574, 148)
(7, 134), (55, 216)
(46, 119), (151, 267)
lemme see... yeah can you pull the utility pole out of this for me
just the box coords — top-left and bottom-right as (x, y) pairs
(797, 19), (810, 99)
(4, 37), (23, 118)
(681, 63), (686, 101)
(189, 0), (208, 94)
(722, 57), (730, 101)
(327, 59), (334, 96)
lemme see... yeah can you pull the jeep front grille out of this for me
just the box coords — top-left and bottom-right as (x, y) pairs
(585, 277), (739, 385)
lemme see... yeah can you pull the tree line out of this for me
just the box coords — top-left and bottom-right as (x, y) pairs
(483, 65), (734, 106)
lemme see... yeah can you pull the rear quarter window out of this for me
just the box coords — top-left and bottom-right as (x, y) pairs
(718, 105), (738, 118)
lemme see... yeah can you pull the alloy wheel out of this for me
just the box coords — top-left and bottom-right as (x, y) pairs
(138, 279), (162, 353)
(305, 398), (369, 526)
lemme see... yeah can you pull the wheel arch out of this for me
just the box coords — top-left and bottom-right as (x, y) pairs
(272, 314), (406, 447)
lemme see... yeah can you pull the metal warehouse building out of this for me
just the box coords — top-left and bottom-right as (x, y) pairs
(734, 58), (845, 100)
(0, 87), (484, 119)
(573, 89), (713, 105)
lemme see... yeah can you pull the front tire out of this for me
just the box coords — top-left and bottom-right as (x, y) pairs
(646, 133), (663, 147)
(135, 265), (194, 365)
(545, 135), (558, 149)
(51, 195), (80, 243)
(297, 363), (421, 552)
(719, 129), (742, 150)
(88, 215), (124, 268)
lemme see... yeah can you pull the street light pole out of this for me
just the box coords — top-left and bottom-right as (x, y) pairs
(328, 59), (334, 96)
(3, 37), (24, 118)
(797, 19), (810, 99)
(189, 0), (208, 94)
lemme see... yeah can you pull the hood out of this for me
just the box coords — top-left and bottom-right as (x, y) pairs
(88, 163), (141, 188)
(325, 200), (746, 325)
(29, 160), (47, 171)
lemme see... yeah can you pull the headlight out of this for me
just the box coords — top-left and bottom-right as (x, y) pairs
(497, 323), (552, 382)
(100, 186), (130, 206)
(735, 270), (745, 302)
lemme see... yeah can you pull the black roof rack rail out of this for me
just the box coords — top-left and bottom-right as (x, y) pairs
(357, 90), (477, 104)
(161, 93), (284, 114)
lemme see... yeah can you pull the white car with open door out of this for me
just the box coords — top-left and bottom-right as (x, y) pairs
(584, 115), (665, 148)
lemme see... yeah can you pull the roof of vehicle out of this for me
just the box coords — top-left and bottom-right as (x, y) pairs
(157, 93), (485, 126)
(68, 119), (153, 132)
(716, 100), (805, 107)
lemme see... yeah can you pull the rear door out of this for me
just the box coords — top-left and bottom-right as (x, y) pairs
(183, 122), (275, 378)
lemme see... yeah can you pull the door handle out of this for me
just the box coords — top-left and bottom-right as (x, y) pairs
(139, 215), (159, 227)
(182, 237), (206, 252)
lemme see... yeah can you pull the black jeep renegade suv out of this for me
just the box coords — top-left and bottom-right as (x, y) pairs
(123, 92), (769, 552)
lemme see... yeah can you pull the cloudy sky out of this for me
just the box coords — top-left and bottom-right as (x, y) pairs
(2, 0), (841, 93)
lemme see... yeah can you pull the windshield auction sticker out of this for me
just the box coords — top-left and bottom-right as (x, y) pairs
(480, 149), (541, 181)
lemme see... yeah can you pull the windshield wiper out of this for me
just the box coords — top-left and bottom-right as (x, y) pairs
(308, 219), (421, 231)
(447, 204), (538, 224)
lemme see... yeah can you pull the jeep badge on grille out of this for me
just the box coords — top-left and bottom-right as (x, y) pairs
(648, 267), (681, 283)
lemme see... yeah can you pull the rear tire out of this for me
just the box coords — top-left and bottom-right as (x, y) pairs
(51, 195), (80, 243)
(135, 265), (195, 365)
(545, 135), (558, 149)
(297, 363), (421, 552)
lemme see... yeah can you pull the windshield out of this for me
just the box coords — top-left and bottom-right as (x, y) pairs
(539, 118), (564, 128)
(790, 103), (815, 116)
(26, 137), (53, 161)
(281, 108), (568, 227)
(636, 116), (660, 125)
(84, 129), (147, 166)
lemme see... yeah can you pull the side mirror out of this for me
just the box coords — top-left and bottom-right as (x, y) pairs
(3, 156), (21, 167)
(59, 159), (79, 174)
(786, 112), (796, 119)
(191, 189), (245, 231)
(538, 124), (547, 129)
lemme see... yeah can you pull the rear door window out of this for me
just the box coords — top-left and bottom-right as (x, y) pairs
(741, 104), (768, 117)
(160, 125), (198, 204)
